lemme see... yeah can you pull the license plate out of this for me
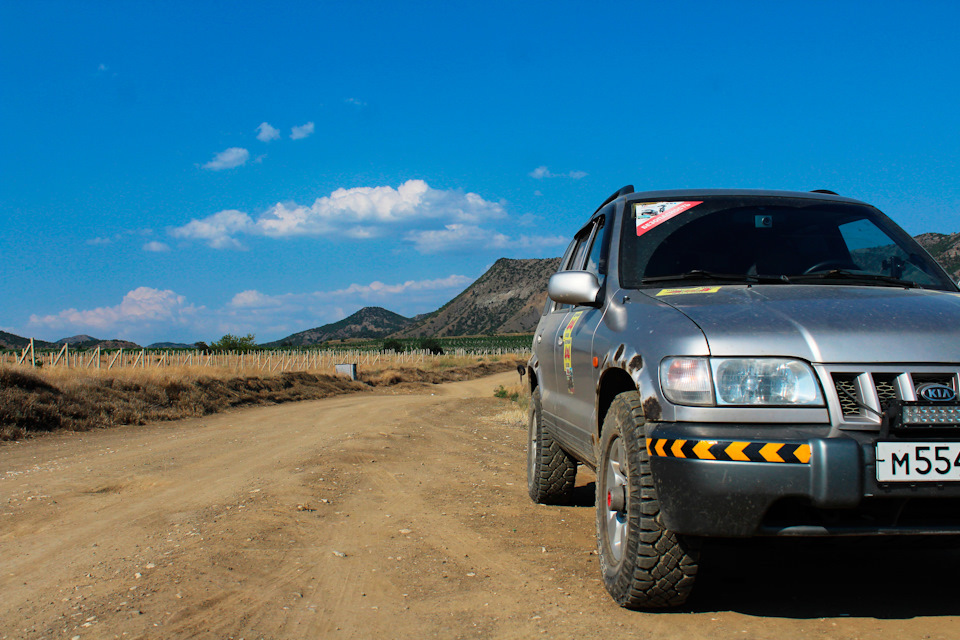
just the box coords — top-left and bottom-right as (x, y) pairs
(876, 442), (960, 482)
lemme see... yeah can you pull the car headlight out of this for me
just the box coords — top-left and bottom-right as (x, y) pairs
(660, 357), (823, 407)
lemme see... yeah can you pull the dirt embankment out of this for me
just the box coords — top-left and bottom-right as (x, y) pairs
(0, 359), (523, 440)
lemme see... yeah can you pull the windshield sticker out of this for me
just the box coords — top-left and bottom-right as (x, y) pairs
(635, 201), (703, 237)
(562, 311), (584, 393)
(656, 286), (721, 296)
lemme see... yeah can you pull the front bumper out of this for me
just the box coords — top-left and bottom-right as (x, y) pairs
(648, 422), (960, 537)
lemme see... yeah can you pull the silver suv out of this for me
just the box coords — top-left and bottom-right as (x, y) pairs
(526, 187), (960, 609)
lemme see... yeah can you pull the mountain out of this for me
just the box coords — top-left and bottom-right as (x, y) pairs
(92, 339), (141, 349)
(0, 331), (55, 351)
(916, 232), (960, 280)
(54, 335), (141, 350)
(391, 257), (562, 338)
(148, 342), (199, 349)
(268, 306), (414, 347)
(56, 334), (98, 345)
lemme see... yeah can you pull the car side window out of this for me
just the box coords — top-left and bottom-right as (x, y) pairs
(554, 221), (599, 312)
(568, 235), (590, 271)
(584, 216), (606, 278)
(544, 237), (581, 315)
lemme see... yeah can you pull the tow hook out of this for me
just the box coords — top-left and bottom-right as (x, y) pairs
(607, 485), (626, 512)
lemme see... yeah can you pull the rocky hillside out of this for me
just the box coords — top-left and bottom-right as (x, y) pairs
(0, 332), (55, 351)
(56, 336), (140, 349)
(269, 306), (413, 347)
(0, 332), (138, 351)
(392, 257), (561, 338)
(55, 335), (98, 345)
(916, 232), (960, 280)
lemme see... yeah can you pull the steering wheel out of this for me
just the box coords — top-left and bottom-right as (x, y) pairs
(803, 260), (852, 275)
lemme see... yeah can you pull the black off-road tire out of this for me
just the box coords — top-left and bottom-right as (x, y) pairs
(527, 387), (577, 504)
(596, 391), (699, 608)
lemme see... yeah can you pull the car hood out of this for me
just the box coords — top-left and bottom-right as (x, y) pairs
(646, 285), (960, 363)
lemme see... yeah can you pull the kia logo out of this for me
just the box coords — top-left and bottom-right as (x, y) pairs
(918, 383), (957, 402)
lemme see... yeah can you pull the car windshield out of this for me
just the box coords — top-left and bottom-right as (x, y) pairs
(619, 196), (956, 291)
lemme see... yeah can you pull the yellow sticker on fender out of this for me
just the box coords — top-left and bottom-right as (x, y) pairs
(656, 286), (721, 296)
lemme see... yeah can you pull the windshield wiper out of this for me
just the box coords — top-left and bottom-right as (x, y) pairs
(642, 270), (791, 285)
(790, 269), (922, 289)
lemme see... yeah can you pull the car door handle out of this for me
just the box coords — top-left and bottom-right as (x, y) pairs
(536, 334), (542, 343)
(557, 336), (563, 346)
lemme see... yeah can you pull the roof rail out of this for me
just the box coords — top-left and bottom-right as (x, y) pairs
(810, 189), (839, 195)
(593, 185), (635, 214)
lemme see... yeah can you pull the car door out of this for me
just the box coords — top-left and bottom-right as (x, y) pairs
(551, 215), (608, 461)
(536, 235), (585, 420)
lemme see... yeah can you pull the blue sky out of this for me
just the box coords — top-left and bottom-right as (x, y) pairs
(3, 1), (960, 345)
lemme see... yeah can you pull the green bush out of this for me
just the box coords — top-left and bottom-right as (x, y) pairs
(493, 385), (520, 402)
(382, 339), (405, 353)
(419, 338), (444, 355)
(210, 333), (256, 353)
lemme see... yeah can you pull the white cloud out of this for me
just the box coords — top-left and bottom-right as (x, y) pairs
(344, 98), (367, 108)
(97, 63), (108, 72)
(256, 122), (281, 142)
(405, 224), (566, 254)
(230, 290), (282, 308)
(170, 209), (253, 249)
(202, 147), (249, 171)
(143, 241), (170, 252)
(229, 275), (472, 310)
(171, 180), (507, 248)
(88, 228), (153, 246)
(530, 166), (550, 179)
(331, 274), (473, 298)
(290, 122), (315, 140)
(30, 287), (199, 332)
(529, 165), (587, 180)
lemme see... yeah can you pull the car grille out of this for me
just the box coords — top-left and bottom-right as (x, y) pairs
(833, 374), (860, 416)
(821, 367), (959, 429)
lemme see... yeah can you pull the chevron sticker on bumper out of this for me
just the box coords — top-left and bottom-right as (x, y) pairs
(646, 438), (812, 464)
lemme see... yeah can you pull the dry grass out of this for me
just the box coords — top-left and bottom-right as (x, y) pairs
(493, 382), (530, 424)
(0, 355), (525, 441)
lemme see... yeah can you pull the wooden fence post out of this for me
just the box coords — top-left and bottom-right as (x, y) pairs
(16, 338), (35, 367)
(52, 343), (68, 367)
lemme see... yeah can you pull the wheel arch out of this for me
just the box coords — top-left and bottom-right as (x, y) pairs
(526, 362), (539, 395)
(596, 367), (638, 437)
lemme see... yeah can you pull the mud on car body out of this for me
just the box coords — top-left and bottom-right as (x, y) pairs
(526, 186), (960, 608)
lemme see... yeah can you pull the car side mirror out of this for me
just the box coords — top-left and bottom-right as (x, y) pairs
(548, 271), (601, 306)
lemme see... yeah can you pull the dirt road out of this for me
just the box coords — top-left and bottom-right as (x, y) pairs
(2, 372), (959, 639)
